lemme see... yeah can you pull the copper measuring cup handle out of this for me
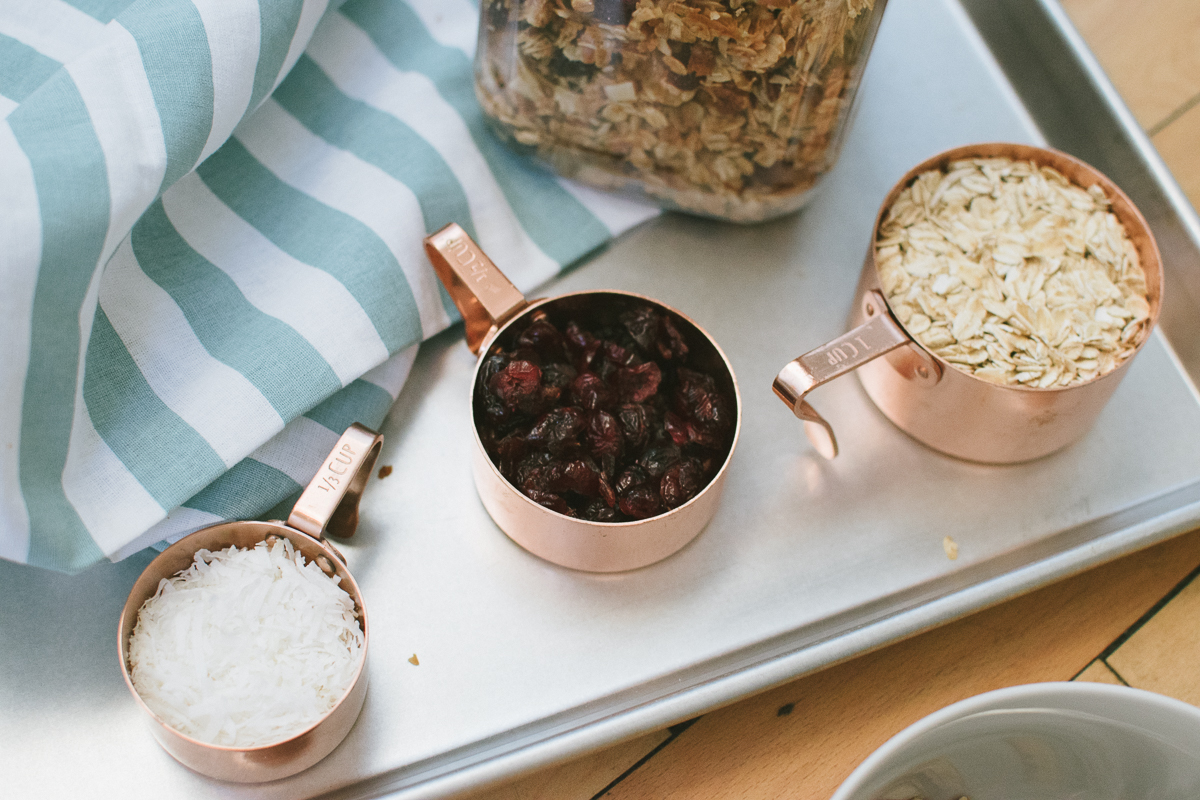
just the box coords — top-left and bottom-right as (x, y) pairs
(773, 291), (942, 459)
(424, 223), (528, 355)
(286, 423), (383, 544)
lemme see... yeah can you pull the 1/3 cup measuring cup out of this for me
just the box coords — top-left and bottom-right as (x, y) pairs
(424, 223), (741, 572)
(773, 143), (1163, 463)
(118, 424), (382, 783)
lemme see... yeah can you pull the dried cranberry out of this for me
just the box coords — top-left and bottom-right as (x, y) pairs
(618, 486), (662, 520)
(661, 458), (704, 509)
(663, 411), (690, 447)
(490, 433), (529, 476)
(666, 72), (700, 91)
(538, 384), (563, 408)
(593, 356), (616, 383)
(601, 340), (636, 368)
(638, 443), (681, 479)
(656, 316), (689, 361)
(614, 464), (649, 496)
(685, 419), (726, 450)
(587, 410), (623, 458)
(673, 368), (730, 430)
(750, 160), (803, 190)
(539, 362), (576, 407)
(596, 452), (618, 480)
(480, 353), (509, 387)
(548, 50), (598, 81)
(477, 389), (524, 432)
(515, 451), (558, 489)
(542, 361), (577, 390)
(616, 403), (653, 452)
(527, 407), (586, 455)
(591, 0), (637, 26)
(516, 316), (567, 362)
(614, 362), (661, 403)
(508, 347), (542, 368)
(570, 371), (615, 410)
(553, 458), (603, 497)
(620, 306), (660, 352)
(490, 359), (542, 410)
(598, 472), (617, 507)
(524, 488), (574, 516)
(583, 499), (618, 522)
(707, 392), (734, 432)
(565, 321), (601, 370)
(687, 44), (715, 77)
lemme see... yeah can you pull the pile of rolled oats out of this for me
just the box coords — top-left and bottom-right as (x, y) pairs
(475, 0), (881, 222)
(876, 157), (1152, 389)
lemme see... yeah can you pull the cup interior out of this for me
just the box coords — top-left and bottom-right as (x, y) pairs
(120, 521), (367, 669)
(118, 521), (369, 781)
(868, 142), (1163, 394)
(867, 708), (1200, 800)
(471, 290), (741, 519)
(476, 291), (738, 412)
(834, 684), (1200, 800)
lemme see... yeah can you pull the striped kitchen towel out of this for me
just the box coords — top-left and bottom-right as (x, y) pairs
(0, 0), (659, 573)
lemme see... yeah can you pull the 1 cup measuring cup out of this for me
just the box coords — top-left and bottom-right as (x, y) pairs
(773, 143), (1163, 463)
(118, 423), (382, 783)
(424, 223), (741, 572)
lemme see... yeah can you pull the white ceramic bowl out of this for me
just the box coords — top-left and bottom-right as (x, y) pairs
(831, 682), (1200, 800)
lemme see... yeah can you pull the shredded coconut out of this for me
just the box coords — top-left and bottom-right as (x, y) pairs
(127, 537), (364, 748)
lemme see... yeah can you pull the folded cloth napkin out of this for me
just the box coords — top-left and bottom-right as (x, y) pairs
(0, 0), (659, 573)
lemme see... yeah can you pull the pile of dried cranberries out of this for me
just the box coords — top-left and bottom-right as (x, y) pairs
(474, 301), (735, 522)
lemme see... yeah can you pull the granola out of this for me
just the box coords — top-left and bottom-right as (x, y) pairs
(876, 157), (1151, 388)
(475, 0), (884, 222)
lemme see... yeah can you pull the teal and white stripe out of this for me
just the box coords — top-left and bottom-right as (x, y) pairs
(0, 2), (109, 68)
(0, 0), (659, 573)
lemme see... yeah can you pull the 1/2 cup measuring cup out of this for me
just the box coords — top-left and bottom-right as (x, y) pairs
(118, 424), (382, 783)
(424, 223), (741, 572)
(773, 143), (1163, 463)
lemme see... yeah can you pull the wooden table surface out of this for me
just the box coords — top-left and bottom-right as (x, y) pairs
(459, 2), (1200, 798)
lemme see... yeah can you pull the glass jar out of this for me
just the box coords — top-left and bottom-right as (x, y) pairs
(475, 0), (888, 223)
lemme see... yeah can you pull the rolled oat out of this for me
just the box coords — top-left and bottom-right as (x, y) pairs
(876, 157), (1151, 388)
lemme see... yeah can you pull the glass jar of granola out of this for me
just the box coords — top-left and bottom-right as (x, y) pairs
(475, 0), (888, 223)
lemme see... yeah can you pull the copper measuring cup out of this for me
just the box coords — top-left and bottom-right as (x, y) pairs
(118, 424), (382, 783)
(774, 143), (1164, 463)
(424, 223), (741, 572)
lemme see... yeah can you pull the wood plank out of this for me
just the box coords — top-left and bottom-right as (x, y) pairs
(1059, 0), (1200, 129)
(1107, 569), (1200, 705)
(1074, 659), (1125, 685)
(1151, 101), (1200, 214)
(454, 10), (1200, 798)
(603, 528), (1200, 800)
(458, 730), (669, 800)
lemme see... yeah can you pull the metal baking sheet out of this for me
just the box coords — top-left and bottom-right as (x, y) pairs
(6, 0), (1200, 797)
